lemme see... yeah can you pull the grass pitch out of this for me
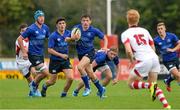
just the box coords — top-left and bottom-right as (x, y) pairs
(0, 79), (180, 109)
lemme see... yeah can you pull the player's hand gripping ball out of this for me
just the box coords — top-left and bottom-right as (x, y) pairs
(71, 27), (81, 41)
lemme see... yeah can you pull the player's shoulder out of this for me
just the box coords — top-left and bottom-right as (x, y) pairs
(42, 24), (49, 30)
(73, 24), (81, 28)
(49, 31), (57, 38)
(166, 32), (177, 37)
(65, 29), (71, 34)
(96, 50), (106, 57)
(154, 35), (160, 41)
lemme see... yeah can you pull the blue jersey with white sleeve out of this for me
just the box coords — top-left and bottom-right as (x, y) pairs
(74, 24), (104, 55)
(21, 23), (50, 56)
(48, 30), (71, 61)
(154, 32), (179, 62)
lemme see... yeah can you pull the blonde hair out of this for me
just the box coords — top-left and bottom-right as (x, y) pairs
(109, 46), (118, 53)
(157, 22), (165, 27)
(126, 9), (140, 25)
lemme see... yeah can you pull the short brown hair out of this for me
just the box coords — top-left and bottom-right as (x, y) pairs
(126, 9), (140, 25)
(56, 17), (66, 24)
(19, 23), (28, 31)
(81, 14), (91, 20)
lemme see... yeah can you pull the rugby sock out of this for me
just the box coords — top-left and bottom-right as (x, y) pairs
(131, 80), (151, 89)
(81, 75), (90, 89)
(166, 74), (174, 85)
(155, 87), (170, 108)
(31, 81), (37, 87)
(42, 83), (47, 91)
(93, 79), (103, 92)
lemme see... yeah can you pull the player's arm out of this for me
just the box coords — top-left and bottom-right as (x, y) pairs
(91, 60), (98, 68)
(124, 42), (135, 63)
(167, 40), (180, 52)
(17, 35), (28, 59)
(48, 48), (68, 60)
(150, 44), (156, 52)
(65, 34), (79, 42)
(101, 35), (108, 50)
(112, 64), (121, 85)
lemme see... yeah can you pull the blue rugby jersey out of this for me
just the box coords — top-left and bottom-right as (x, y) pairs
(154, 32), (179, 62)
(48, 30), (71, 61)
(95, 51), (119, 66)
(21, 23), (50, 55)
(73, 24), (104, 55)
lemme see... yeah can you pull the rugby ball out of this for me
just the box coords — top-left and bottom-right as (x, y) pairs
(71, 27), (81, 41)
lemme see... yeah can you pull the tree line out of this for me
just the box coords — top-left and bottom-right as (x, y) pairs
(0, 0), (180, 57)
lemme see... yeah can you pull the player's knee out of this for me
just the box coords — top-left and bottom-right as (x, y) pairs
(48, 80), (56, 85)
(67, 76), (73, 81)
(77, 64), (83, 71)
(106, 74), (112, 80)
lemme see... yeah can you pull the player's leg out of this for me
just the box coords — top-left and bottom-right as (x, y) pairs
(148, 72), (171, 109)
(148, 58), (171, 109)
(85, 64), (105, 98)
(98, 65), (112, 87)
(127, 61), (152, 90)
(41, 59), (61, 97)
(77, 56), (91, 92)
(28, 55), (48, 95)
(61, 68), (73, 97)
(72, 79), (85, 96)
(163, 60), (180, 91)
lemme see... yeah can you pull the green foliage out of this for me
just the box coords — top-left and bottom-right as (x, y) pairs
(1, 0), (180, 57)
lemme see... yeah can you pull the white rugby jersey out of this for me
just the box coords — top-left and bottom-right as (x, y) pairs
(15, 38), (30, 64)
(121, 27), (158, 61)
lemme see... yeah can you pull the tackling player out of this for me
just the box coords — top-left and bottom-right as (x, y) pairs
(72, 47), (120, 97)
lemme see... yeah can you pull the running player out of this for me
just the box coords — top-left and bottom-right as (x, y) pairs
(154, 21), (180, 92)
(41, 17), (73, 97)
(17, 10), (50, 96)
(121, 9), (171, 109)
(73, 14), (108, 98)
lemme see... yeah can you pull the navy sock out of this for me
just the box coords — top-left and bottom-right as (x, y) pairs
(42, 83), (47, 91)
(166, 74), (174, 84)
(32, 81), (37, 87)
(81, 75), (90, 89)
(93, 79), (103, 92)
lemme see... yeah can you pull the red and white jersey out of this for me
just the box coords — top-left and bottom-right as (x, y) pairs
(15, 38), (30, 64)
(121, 27), (158, 61)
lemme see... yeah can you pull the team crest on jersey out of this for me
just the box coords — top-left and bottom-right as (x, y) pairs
(57, 38), (61, 41)
(167, 39), (171, 43)
(87, 32), (91, 37)
(158, 42), (162, 45)
(35, 31), (39, 34)
(43, 29), (46, 34)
